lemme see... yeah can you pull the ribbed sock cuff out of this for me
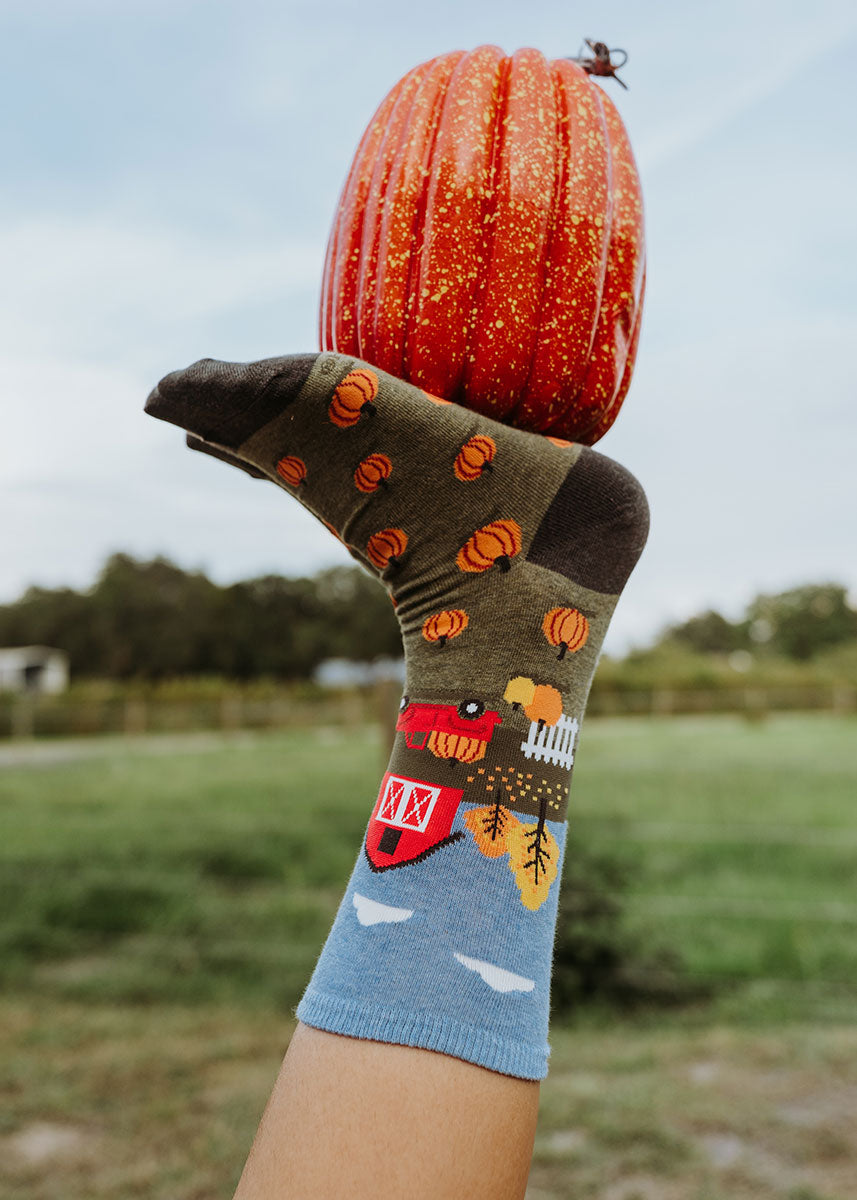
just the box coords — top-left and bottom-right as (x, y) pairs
(296, 988), (550, 1080)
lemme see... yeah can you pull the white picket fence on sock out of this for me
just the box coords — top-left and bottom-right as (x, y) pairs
(519, 713), (579, 770)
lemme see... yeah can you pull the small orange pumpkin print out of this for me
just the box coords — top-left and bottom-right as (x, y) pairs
(427, 731), (487, 764)
(454, 435), (496, 481)
(524, 683), (563, 731)
(329, 368), (378, 428)
(422, 389), (452, 406)
(367, 527), (408, 571)
(456, 520), (522, 574)
(546, 436), (574, 447)
(354, 453), (392, 493)
(542, 607), (590, 659)
(275, 455), (307, 488)
(422, 609), (469, 646)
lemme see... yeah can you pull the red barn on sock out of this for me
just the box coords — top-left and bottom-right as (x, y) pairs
(366, 771), (466, 869)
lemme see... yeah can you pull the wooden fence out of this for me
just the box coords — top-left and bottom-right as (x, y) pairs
(0, 681), (854, 740)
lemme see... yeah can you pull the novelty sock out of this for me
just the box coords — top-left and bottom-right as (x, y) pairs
(186, 433), (268, 480)
(145, 353), (649, 1079)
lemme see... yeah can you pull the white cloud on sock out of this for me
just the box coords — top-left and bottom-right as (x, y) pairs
(453, 953), (535, 994)
(353, 893), (414, 927)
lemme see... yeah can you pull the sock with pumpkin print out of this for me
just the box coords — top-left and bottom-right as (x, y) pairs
(145, 352), (649, 1080)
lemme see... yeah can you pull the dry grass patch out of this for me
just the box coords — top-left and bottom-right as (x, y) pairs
(529, 1022), (857, 1199)
(3, 999), (857, 1199)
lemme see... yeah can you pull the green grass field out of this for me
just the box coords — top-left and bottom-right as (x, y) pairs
(1, 713), (856, 1198)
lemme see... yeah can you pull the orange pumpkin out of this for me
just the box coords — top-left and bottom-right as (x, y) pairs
(524, 683), (563, 730)
(454, 435), (496, 481)
(275, 455), (307, 488)
(423, 389), (452, 405)
(546, 436), (573, 448)
(329, 368), (378, 428)
(422, 609), (469, 646)
(367, 527), (408, 571)
(542, 607), (590, 659)
(354, 452), (392, 493)
(457, 519), (521, 574)
(428, 730), (488, 764)
(319, 47), (645, 443)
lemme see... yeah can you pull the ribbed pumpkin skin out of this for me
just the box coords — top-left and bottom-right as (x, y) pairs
(354, 452), (392, 492)
(275, 455), (307, 488)
(422, 608), (469, 644)
(454, 435), (496, 481)
(542, 606), (590, 658)
(320, 46), (645, 443)
(328, 368), (378, 428)
(428, 731), (487, 764)
(366, 527), (408, 570)
(456, 519), (522, 574)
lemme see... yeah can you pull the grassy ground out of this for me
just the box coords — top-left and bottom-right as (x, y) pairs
(1, 713), (856, 1198)
(3, 999), (857, 1200)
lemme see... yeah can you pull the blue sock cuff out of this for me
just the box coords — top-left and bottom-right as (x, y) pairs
(296, 989), (550, 1080)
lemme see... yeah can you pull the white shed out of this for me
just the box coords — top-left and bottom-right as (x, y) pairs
(314, 657), (405, 689)
(0, 646), (69, 694)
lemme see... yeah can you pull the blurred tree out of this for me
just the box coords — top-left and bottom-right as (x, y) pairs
(662, 609), (748, 655)
(656, 584), (856, 662)
(743, 584), (857, 661)
(0, 556), (400, 680)
(0, 562), (852, 679)
(91, 554), (224, 677)
(313, 567), (401, 662)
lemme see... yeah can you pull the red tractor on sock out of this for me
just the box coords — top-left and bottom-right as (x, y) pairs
(397, 698), (503, 765)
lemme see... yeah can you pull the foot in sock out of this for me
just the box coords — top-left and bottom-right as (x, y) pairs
(145, 352), (649, 1079)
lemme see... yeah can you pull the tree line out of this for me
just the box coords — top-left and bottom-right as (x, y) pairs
(654, 583), (857, 662)
(0, 555), (854, 681)
(0, 555), (400, 680)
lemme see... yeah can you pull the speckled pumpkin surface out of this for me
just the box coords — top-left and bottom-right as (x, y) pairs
(319, 46), (645, 443)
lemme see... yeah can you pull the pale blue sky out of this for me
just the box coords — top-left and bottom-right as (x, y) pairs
(1, 0), (855, 651)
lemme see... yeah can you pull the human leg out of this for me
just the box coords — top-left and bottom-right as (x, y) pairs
(146, 351), (648, 1189)
(233, 1024), (538, 1200)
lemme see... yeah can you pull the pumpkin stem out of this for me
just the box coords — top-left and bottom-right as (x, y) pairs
(480, 461), (493, 473)
(569, 39), (630, 89)
(362, 401), (376, 418)
(496, 555), (511, 573)
(438, 635), (448, 647)
(557, 644), (567, 660)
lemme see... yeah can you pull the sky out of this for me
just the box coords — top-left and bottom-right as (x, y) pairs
(1, 0), (855, 654)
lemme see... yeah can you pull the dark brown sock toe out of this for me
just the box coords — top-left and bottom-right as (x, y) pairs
(145, 354), (318, 447)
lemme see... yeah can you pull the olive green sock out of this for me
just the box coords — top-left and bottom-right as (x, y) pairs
(145, 351), (648, 1079)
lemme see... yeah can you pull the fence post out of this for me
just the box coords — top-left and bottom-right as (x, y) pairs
(220, 693), (242, 730)
(123, 698), (148, 735)
(11, 693), (35, 739)
(743, 687), (768, 723)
